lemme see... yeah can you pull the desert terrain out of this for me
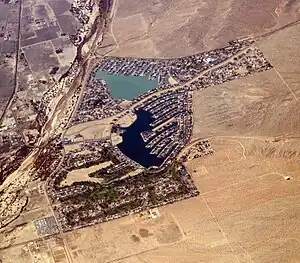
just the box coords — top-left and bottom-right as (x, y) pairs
(105, 0), (300, 58)
(1, 17), (300, 263)
(1, 137), (299, 263)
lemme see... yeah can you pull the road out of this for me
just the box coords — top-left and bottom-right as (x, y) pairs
(1, 0), (298, 237)
(0, 1), (117, 261)
(65, 42), (255, 135)
(0, 18), (261, 197)
(0, 0), (113, 197)
(0, 0), (23, 122)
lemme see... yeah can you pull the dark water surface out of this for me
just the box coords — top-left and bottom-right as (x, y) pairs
(117, 109), (163, 168)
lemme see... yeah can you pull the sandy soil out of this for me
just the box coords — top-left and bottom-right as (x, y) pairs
(3, 135), (299, 263)
(60, 161), (112, 186)
(65, 118), (113, 141)
(258, 22), (300, 101)
(1, 9), (300, 263)
(117, 112), (137, 127)
(168, 76), (178, 85)
(108, 0), (300, 58)
(192, 69), (300, 140)
(61, 211), (183, 263)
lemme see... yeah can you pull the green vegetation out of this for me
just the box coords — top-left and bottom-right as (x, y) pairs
(90, 185), (117, 202)
(88, 165), (134, 182)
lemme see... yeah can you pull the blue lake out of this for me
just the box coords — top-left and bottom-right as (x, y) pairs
(95, 71), (158, 100)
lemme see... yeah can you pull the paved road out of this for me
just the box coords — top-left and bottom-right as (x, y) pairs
(66, 42), (254, 134)
(0, 0), (22, 122)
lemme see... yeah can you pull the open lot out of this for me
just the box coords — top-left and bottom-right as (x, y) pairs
(0, 60), (15, 116)
(23, 41), (60, 73)
(51, 37), (77, 69)
(192, 23), (300, 141)
(258, 22), (300, 101)
(60, 162), (111, 186)
(62, 212), (183, 263)
(112, 14), (148, 44)
(0, 203), (51, 249)
(192, 69), (300, 140)
(0, 235), (69, 263)
(65, 118), (114, 141)
(2, 135), (299, 263)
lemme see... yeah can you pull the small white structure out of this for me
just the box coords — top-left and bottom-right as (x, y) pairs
(148, 208), (160, 219)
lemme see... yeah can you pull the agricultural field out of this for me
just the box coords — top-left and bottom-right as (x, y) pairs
(1, 1), (300, 263)
(23, 42), (60, 73)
